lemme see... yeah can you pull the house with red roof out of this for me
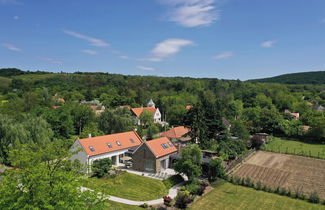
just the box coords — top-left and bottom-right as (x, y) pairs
(130, 99), (161, 125)
(70, 131), (143, 173)
(160, 126), (191, 145)
(132, 137), (177, 173)
(284, 109), (300, 120)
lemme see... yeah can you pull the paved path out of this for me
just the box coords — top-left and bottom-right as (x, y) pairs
(81, 182), (184, 206)
(107, 182), (184, 205)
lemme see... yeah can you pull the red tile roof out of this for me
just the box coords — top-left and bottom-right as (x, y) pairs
(131, 107), (156, 117)
(78, 131), (143, 156)
(186, 105), (192, 110)
(145, 137), (177, 158)
(160, 126), (190, 139)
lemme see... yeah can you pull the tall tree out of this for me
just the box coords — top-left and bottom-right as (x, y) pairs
(0, 141), (105, 209)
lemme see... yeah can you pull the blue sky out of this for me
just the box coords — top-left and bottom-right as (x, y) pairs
(1, 0), (325, 80)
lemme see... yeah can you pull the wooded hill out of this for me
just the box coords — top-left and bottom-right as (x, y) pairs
(248, 71), (325, 84)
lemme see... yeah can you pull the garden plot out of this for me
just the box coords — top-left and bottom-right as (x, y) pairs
(232, 151), (325, 199)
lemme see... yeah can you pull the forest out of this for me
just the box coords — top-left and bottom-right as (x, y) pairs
(0, 68), (324, 165)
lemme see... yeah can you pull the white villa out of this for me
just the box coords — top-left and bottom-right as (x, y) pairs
(130, 99), (162, 125)
(70, 131), (143, 173)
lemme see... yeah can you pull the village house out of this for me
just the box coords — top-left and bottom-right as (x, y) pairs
(284, 109), (300, 120)
(130, 99), (162, 125)
(70, 131), (143, 173)
(132, 137), (177, 173)
(160, 126), (191, 147)
(80, 99), (106, 115)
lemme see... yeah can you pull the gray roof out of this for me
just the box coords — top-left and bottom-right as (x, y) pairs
(147, 99), (155, 106)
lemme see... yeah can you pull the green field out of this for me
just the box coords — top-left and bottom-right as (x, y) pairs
(262, 137), (325, 159)
(83, 172), (168, 201)
(105, 200), (142, 210)
(0, 76), (11, 87)
(189, 181), (324, 210)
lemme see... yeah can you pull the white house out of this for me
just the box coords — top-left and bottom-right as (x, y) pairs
(70, 131), (143, 173)
(130, 99), (162, 125)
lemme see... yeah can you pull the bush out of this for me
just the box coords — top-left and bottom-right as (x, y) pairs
(175, 190), (192, 209)
(163, 174), (184, 189)
(91, 158), (112, 178)
(139, 203), (148, 208)
(309, 191), (320, 203)
(279, 187), (287, 196)
(254, 181), (262, 190)
(244, 177), (254, 187)
(185, 179), (204, 195)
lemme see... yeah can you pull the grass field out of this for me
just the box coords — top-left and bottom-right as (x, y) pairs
(262, 137), (325, 159)
(189, 181), (324, 210)
(0, 76), (11, 87)
(105, 201), (142, 210)
(83, 172), (168, 201)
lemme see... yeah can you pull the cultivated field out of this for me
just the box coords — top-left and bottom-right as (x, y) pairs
(232, 151), (325, 199)
(189, 181), (324, 210)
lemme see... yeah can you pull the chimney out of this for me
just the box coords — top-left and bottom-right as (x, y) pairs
(88, 133), (92, 138)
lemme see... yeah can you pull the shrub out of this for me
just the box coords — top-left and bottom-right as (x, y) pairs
(185, 179), (205, 195)
(175, 190), (192, 209)
(139, 203), (148, 208)
(309, 191), (320, 203)
(255, 181), (262, 190)
(244, 177), (253, 187)
(279, 187), (287, 196)
(163, 174), (184, 189)
(91, 158), (112, 178)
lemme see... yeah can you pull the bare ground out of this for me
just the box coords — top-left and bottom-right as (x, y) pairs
(232, 151), (325, 199)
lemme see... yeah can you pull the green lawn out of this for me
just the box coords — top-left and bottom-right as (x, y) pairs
(262, 137), (325, 159)
(189, 182), (324, 210)
(105, 201), (142, 210)
(83, 172), (168, 201)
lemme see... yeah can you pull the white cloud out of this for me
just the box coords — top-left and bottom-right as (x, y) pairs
(1, 43), (21, 51)
(82, 49), (97, 55)
(149, 38), (194, 61)
(13, 16), (19, 20)
(63, 30), (110, 47)
(213, 51), (233, 60)
(136, 65), (155, 71)
(162, 0), (218, 27)
(119, 55), (129, 59)
(260, 40), (277, 48)
(39, 57), (63, 64)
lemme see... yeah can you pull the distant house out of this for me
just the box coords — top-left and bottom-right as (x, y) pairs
(252, 133), (269, 145)
(313, 104), (325, 112)
(70, 131), (143, 173)
(185, 105), (192, 110)
(132, 137), (177, 173)
(130, 99), (161, 125)
(284, 109), (300, 120)
(160, 126), (191, 146)
(80, 100), (105, 115)
(52, 94), (65, 104)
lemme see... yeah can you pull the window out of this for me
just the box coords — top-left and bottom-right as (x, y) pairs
(130, 138), (135, 143)
(107, 143), (112, 148)
(116, 141), (122, 146)
(161, 143), (168, 149)
(89, 146), (95, 152)
(168, 142), (173, 147)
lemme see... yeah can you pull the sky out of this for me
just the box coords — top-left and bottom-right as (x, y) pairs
(1, 0), (325, 80)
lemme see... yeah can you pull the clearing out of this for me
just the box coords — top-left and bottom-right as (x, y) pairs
(83, 172), (168, 201)
(189, 181), (324, 210)
(262, 137), (325, 159)
(232, 151), (325, 199)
